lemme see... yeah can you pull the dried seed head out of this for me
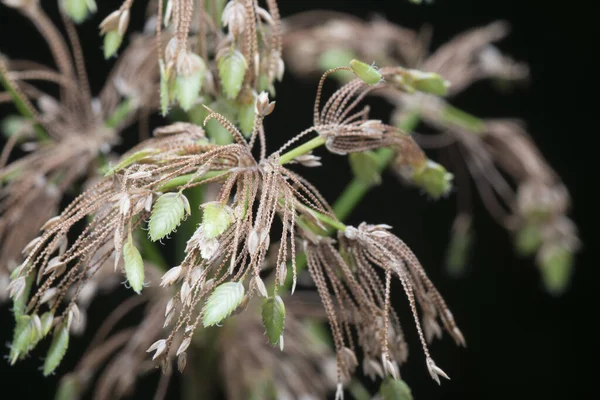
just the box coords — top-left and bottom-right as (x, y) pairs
(117, 10), (130, 36)
(160, 266), (182, 287)
(40, 216), (61, 232)
(147, 339), (167, 360)
(177, 337), (191, 356)
(252, 275), (268, 297)
(426, 357), (450, 385)
(255, 91), (276, 117)
(294, 154), (322, 167)
(40, 288), (58, 305)
(180, 281), (192, 305)
(99, 10), (120, 34)
(165, 297), (175, 317)
(177, 352), (187, 372)
(222, 0), (247, 36)
(8, 276), (27, 301)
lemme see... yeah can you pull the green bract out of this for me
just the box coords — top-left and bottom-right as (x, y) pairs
(540, 245), (574, 295)
(61, 0), (96, 24)
(380, 377), (413, 400)
(412, 160), (454, 199)
(202, 282), (245, 327)
(446, 227), (473, 277)
(149, 193), (190, 241)
(515, 222), (543, 256)
(175, 54), (207, 111)
(237, 101), (255, 137)
(123, 238), (145, 294)
(218, 49), (247, 99)
(43, 323), (69, 376)
(103, 30), (123, 60)
(406, 69), (450, 96)
(261, 295), (286, 346)
(349, 59), (382, 85)
(201, 202), (234, 239)
(9, 315), (37, 364)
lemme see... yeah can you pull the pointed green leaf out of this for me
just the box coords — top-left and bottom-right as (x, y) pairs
(349, 151), (382, 187)
(218, 50), (247, 99)
(43, 324), (69, 376)
(380, 378), (413, 400)
(349, 59), (382, 85)
(149, 193), (189, 241)
(261, 295), (286, 345)
(202, 282), (245, 327)
(201, 202), (234, 239)
(103, 30), (123, 59)
(123, 238), (145, 294)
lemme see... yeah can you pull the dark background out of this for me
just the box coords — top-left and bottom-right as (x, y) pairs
(0, 0), (596, 399)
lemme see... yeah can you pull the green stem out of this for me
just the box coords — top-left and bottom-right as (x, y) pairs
(278, 136), (326, 165)
(332, 112), (421, 222)
(0, 61), (48, 141)
(159, 170), (229, 191)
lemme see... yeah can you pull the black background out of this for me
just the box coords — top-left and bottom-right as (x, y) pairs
(0, 1), (596, 399)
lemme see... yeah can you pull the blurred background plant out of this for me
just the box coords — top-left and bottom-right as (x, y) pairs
(0, 1), (593, 399)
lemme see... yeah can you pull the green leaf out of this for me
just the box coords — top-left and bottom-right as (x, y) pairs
(43, 323), (69, 376)
(201, 202), (234, 239)
(149, 193), (189, 241)
(237, 101), (255, 137)
(202, 282), (245, 327)
(539, 245), (574, 296)
(103, 30), (123, 59)
(412, 160), (453, 199)
(380, 377), (413, 400)
(261, 295), (286, 345)
(349, 59), (382, 85)
(104, 148), (159, 176)
(349, 151), (382, 187)
(218, 50), (247, 99)
(123, 238), (145, 294)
